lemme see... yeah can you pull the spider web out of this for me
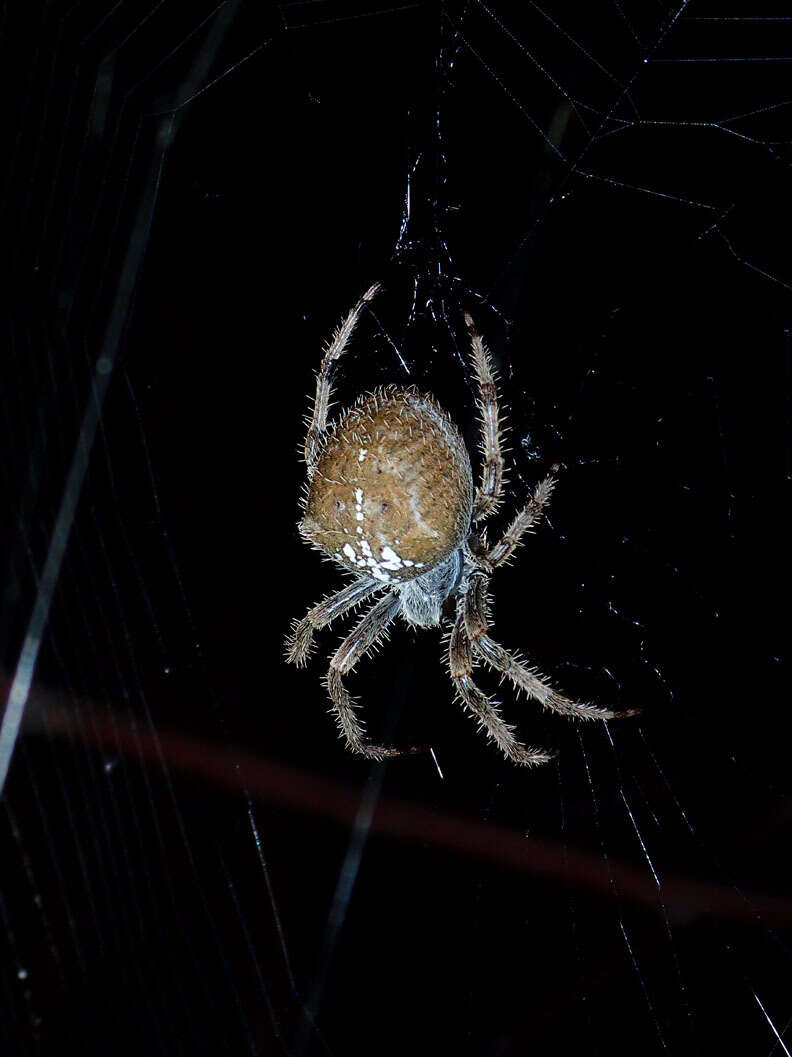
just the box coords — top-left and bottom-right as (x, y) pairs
(1, 1), (791, 1054)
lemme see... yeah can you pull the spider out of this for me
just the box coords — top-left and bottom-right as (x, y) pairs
(285, 283), (636, 765)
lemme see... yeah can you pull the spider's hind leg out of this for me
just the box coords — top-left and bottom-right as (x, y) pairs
(324, 669), (401, 760)
(447, 607), (556, 767)
(325, 591), (419, 760)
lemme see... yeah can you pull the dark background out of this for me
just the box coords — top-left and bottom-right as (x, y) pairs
(1, 1), (791, 1055)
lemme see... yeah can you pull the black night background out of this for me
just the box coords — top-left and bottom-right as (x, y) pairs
(1, 2), (791, 1055)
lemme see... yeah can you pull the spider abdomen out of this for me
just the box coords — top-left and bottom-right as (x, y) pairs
(301, 386), (473, 583)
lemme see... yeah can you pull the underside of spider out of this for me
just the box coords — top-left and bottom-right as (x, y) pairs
(285, 283), (637, 765)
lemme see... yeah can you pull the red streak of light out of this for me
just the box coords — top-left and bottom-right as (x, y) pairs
(21, 701), (792, 929)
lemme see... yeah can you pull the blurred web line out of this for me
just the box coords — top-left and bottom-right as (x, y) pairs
(125, 360), (329, 1049)
(753, 990), (792, 1057)
(605, 726), (696, 1050)
(0, 125), (171, 796)
(1, 3), (261, 1045)
(0, 1), (246, 798)
(579, 734), (668, 1049)
(293, 762), (386, 1055)
(247, 805), (336, 1055)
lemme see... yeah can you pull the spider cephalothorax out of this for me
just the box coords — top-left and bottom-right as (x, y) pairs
(286, 283), (636, 765)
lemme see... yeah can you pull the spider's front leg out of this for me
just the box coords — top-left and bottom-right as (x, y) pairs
(325, 591), (418, 760)
(447, 601), (556, 766)
(464, 571), (637, 722)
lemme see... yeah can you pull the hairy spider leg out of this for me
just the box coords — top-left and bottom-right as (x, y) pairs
(285, 577), (383, 666)
(447, 598), (555, 766)
(464, 572), (638, 722)
(485, 468), (558, 568)
(324, 592), (410, 759)
(303, 282), (381, 477)
(465, 312), (505, 523)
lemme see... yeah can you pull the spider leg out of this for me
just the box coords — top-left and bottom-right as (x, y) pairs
(464, 312), (505, 523)
(285, 577), (383, 667)
(486, 467), (558, 568)
(304, 282), (381, 478)
(447, 604), (555, 766)
(464, 572), (638, 722)
(325, 591), (410, 759)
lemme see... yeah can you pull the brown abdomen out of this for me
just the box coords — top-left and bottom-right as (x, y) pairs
(301, 387), (473, 583)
